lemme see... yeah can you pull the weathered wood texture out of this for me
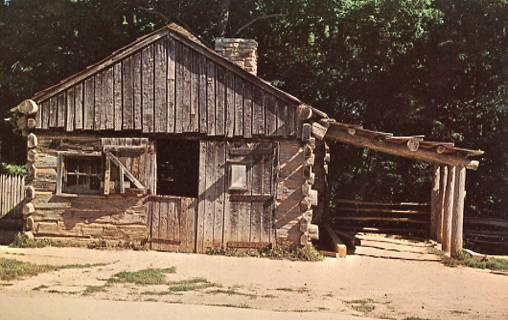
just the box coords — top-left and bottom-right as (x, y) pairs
(0, 174), (25, 219)
(34, 36), (298, 138)
(451, 166), (466, 257)
(147, 196), (196, 253)
(27, 134), (156, 241)
(275, 141), (307, 246)
(195, 141), (277, 252)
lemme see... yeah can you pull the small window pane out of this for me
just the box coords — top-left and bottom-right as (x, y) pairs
(67, 175), (77, 186)
(62, 156), (102, 194)
(230, 164), (247, 191)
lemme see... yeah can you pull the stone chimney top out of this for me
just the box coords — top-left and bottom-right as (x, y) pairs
(214, 38), (258, 75)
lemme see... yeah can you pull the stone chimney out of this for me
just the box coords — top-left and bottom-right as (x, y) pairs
(214, 38), (258, 75)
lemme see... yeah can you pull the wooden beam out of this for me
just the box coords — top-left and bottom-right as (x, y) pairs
(324, 224), (347, 257)
(442, 165), (456, 254)
(311, 122), (328, 140)
(325, 125), (479, 170)
(297, 104), (313, 120)
(104, 157), (111, 195)
(451, 166), (466, 257)
(118, 166), (125, 194)
(436, 165), (447, 243)
(430, 165), (440, 240)
(105, 151), (145, 191)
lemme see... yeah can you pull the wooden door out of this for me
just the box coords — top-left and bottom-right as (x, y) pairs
(223, 142), (277, 248)
(147, 195), (197, 252)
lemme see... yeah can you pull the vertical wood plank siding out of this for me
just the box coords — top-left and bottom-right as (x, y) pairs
(33, 37), (298, 138)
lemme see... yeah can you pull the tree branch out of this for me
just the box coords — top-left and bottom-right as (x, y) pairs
(234, 13), (286, 37)
(137, 6), (170, 23)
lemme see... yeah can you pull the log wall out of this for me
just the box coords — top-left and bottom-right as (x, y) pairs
(24, 134), (155, 242)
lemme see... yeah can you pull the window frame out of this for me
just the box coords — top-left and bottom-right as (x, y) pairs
(228, 162), (250, 192)
(56, 151), (103, 197)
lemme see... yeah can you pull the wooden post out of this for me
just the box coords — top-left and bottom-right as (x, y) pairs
(430, 165), (440, 240)
(436, 165), (447, 243)
(451, 166), (466, 257)
(442, 165), (456, 254)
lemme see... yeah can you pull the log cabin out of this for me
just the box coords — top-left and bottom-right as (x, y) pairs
(8, 23), (483, 257)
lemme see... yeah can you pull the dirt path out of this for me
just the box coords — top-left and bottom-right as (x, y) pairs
(0, 236), (507, 320)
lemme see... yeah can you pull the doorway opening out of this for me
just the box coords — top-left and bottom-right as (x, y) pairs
(156, 139), (199, 197)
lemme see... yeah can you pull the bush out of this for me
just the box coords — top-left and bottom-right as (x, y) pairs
(0, 163), (26, 176)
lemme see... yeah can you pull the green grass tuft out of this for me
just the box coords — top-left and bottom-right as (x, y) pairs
(168, 277), (216, 292)
(109, 267), (176, 286)
(345, 298), (376, 314)
(430, 248), (508, 271)
(207, 244), (324, 262)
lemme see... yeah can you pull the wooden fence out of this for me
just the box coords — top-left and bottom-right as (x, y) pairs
(464, 217), (508, 253)
(0, 174), (25, 219)
(329, 199), (430, 237)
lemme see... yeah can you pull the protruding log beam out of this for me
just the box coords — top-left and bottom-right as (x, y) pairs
(25, 186), (36, 200)
(324, 224), (347, 257)
(22, 202), (35, 217)
(430, 165), (440, 240)
(442, 165), (456, 253)
(17, 99), (39, 115)
(451, 166), (466, 257)
(27, 118), (36, 129)
(436, 165), (447, 243)
(326, 125), (480, 170)
(311, 122), (328, 140)
(27, 133), (38, 148)
(308, 224), (319, 240)
(297, 104), (313, 120)
(301, 123), (312, 141)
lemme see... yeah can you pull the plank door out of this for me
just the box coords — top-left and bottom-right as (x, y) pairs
(147, 195), (197, 252)
(223, 142), (277, 248)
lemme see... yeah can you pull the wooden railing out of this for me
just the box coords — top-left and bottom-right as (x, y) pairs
(464, 217), (508, 253)
(0, 174), (25, 218)
(329, 199), (430, 237)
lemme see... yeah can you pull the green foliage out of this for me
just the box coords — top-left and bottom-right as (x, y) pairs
(0, 163), (26, 176)
(109, 267), (176, 285)
(0, 258), (58, 281)
(431, 248), (508, 270)
(207, 244), (324, 261)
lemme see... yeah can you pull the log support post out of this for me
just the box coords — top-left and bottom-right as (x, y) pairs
(451, 166), (466, 257)
(436, 165), (447, 243)
(442, 165), (456, 254)
(430, 165), (440, 240)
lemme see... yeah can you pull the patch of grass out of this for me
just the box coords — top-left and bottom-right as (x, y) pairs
(275, 287), (294, 292)
(109, 267), (176, 286)
(345, 299), (376, 314)
(141, 290), (172, 296)
(262, 293), (276, 298)
(83, 284), (109, 295)
(292, 309), (313, 313)
(403, 317), (432, 320)
(144, 298), (158, 302)
(168, 277), (216, 292)
(60, 262), (111, 269)
(0, 258), (59, 281)
(207, 288), (257, 298)
(430, 248), (508, 271)
(206, 244), (324, 262)
(9, 233), (68, 248)
(32, 284), (49, 291)
(207, 303), (251, 309)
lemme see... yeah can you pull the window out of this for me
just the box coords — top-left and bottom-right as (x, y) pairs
(60, 155), (103, 195)
(229, 164), (248, 191)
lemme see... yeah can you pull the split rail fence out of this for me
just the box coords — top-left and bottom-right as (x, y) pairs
(330, 199), (430, 237)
